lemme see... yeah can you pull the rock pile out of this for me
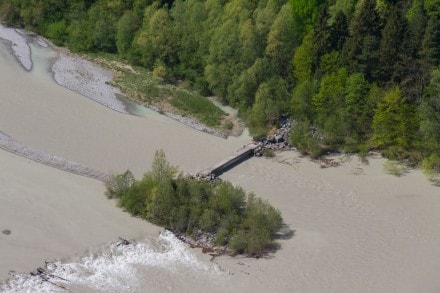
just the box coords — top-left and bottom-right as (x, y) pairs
(254, 120), (292, 157)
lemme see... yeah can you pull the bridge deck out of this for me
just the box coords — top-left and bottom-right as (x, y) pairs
(200, 143), (258, 177)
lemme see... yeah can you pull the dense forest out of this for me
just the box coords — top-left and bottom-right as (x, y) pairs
(1, 0), (439, 176)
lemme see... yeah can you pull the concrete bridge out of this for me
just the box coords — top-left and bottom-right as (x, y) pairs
(199, 143), (259, 178)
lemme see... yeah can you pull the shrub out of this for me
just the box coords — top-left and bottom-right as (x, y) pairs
(229, 230), (248, 255)
(214, 227), (230, 246)
(422, 153), (440, 184)
(290, 121), (322, 158)
(262, 148), (275, 158)
(104, 170), (135, 199)
(45, 20), (67, 46)
(108, 151), (284, 257)
(384, 161), (407, 177)
(198, 209), (220, 232)
(170, 90), (225, 127)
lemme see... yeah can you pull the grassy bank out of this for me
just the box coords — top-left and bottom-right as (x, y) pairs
(82, 53), (229, 129)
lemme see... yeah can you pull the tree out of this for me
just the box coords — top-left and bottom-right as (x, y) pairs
(135, 7), (176, 68)
(422, 5), (440, 66)
(328, 11), (349, 52)
(344, 73), (372, 140)
(292, 30), (314, 82)
(291, 79), (315, 121)
(312, 7), (331, 71)
(420, 68), (440, 153)
(312, 68), (348, 146)
(104, 170), (135, 199)
(372, 87), (419, 153)
(346, 0), (382, 80)
(228, 58), (273, 108)
(88, 4), (118, 52)
(265, 3), (295, 77)
(289, 0), (326, 46)
(378, 4), (408, 83)
(248, 78), (288, 136)
(116, 10), (140, 57)
(328, 0), (357, 21)
(171, 0), (208, 82)
(148, 180), (177, 226)
(312, 68), (347, 126)
(151, 149), (177, 183)
(205, 18), (241, 100)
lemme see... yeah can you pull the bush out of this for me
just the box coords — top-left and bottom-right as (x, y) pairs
(45, 20), (67, 46)
(262, 148), (275, 157)
(214, 227), (230, 246)
(384, 161), (407, 177)
(290, 121), (322, 158)
(229, 230), (248, 255)
(107, 151), (284, 257)
(104, 170), (135, 199)
(422, 153), (440, 184)
(170, 90), (225, 127)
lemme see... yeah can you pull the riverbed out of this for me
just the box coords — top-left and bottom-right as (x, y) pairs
(0, 28), (439, 293)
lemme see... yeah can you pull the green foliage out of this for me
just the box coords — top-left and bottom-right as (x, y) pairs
(384, 160), (408, 177)
(420, 68), (440, 153)
(265, 3), (296, 76)
(329, 0), (356, 20)
(346, 0), (382, 81)
(372, 87), (419, 153)
(292, 30), (314, 82)
(378, 4), (408, 83)
(422, 5), (440, 66)
(45, 20), (67, 46)
(104, 170), (135, 199)
(116, 10), (140, 57)
(247, 77), (289, 136)
(422, 153), (440, 183)
(151, 149), (177, 183)
(289, 120), (322, 158)
(419, 68), (440, 180)
(344, 73), (373, 140)
(105, 151), (284, 257)
(170, 90), (226, 127)
(5, 0), (440, 174)
(291, 79), (315, 121)
(290, 0), (325, 46)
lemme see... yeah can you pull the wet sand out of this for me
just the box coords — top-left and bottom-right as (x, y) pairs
(1, 30), (440, 292)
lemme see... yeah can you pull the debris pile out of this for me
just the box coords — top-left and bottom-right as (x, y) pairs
(254, 120), (292, 157)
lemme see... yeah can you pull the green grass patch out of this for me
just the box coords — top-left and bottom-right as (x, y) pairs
(170, 90), (225, 127)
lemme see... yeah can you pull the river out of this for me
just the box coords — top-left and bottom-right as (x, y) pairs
(0, 30), (439, 293)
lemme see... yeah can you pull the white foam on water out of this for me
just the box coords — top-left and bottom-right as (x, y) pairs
(0, 231), (224, 293)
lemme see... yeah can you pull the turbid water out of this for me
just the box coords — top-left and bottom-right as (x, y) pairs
(1, 31), (440, 293)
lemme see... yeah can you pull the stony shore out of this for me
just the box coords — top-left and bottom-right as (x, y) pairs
(52, 50), (128, 114)
(0, 25), (32, 70)
(0, 130), (107, 181)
